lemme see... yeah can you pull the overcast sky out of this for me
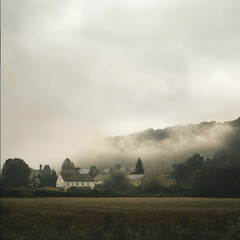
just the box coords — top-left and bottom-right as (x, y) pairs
(2, 0), (240, 169)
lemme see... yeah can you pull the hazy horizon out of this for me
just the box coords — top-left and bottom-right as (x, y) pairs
(2, 0), (240, 169)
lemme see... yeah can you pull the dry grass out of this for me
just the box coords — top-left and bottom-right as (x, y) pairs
(1, 197), (240, 240)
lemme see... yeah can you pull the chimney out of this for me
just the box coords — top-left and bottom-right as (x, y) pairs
(40, 164), (42, 171)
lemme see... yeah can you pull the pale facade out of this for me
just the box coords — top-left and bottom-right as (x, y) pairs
(127, 174), (145, 186)
(56, 173), (95, 191)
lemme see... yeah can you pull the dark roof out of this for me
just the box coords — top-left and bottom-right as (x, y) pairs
(62, 169), (77, 174)
(94, 174), (107, 181)
(61, 173), (94, 182)
(43, 165), (51, 172)
(29, 169), (41, 179)
(162, 178), (181, 187)
(30, 165), (54, 179)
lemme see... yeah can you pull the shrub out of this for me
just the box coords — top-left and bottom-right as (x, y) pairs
(143, 174), (163, 194)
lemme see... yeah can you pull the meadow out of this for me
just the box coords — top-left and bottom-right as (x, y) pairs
(1, 197), (240, 240)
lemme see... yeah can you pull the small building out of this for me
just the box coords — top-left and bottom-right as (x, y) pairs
(127, 174), (145, 187)
(94, 174), (107, 185)
(145, 168), (174, 178)
(56, 172), (95, 191)
(120, 166), (136, 174)
(128, 167), (136, 174)
(102, 168), (112, 175)
(200, 152), (215, 161)
(162, 177), (180, 187)
(29, 164), (56, 187)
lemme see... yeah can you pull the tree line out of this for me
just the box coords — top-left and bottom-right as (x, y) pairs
(1, 148), (239, 197)
(172, 151), (240, 197)
(0, 157), (144, 188)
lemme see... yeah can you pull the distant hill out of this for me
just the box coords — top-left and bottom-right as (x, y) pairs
(89, 117), (240, 168)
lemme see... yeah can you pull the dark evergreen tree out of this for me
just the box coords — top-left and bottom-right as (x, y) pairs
(2, 158), (31, 187)
(135, 158), (144, 174)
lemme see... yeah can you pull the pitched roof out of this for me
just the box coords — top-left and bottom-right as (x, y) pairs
(145, 168), (174, 175)
(128, 167), (136, 173)
(43, 165), (51, 172)
(127, 174), (145, 181)
(78, 169), (90, 174)
(94, 174), (107, 181)
(29, 165), (55, 179)
(120, 167), (136, 172)
(61, 173), (94, 182)
(62, 169), (77, 174)
(29, 169), (41, 179)
(162, 177), (180, 187)
(103, 168), (112, 174)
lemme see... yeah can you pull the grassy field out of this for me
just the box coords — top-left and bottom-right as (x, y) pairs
(1, 197), (240, 240)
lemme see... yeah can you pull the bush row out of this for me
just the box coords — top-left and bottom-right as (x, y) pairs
(0, 186), (192, 198)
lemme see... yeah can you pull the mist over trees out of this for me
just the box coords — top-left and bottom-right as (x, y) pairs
(1, 117), (239, 198)
(170, 118), (240, 197)
(86, 118), (239, 169)
(143, 174), (163, 194)
(103, 170), (131, 192)
(172, 149), (240, 197)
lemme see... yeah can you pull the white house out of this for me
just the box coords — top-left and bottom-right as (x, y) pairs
(102, 168), (112, 175)
(56, 172), (95, 191)
(127, 174), (145, 187)
(120, 166), (136, 174)
(94, 174), (107, 185)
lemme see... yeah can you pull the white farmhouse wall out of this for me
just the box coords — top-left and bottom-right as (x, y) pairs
(89, 182), (95, 189)
(64, 181), (94, 190)
(56, 174), (95, 190)
(56, 175), (66, 188)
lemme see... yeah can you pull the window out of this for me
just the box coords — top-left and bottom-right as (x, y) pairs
(87, 182), (90, 186)
(67, 183), (69, 186)
(72, 183), (74, 186)
(76, 182), (79, 186)
(82, 182), (84, 186)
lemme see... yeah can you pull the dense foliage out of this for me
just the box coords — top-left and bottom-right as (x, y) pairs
(143, 174), (163, 193)
(2, 158), (31, 187)
(103, 170), (131, 192)
(172, 129), (240, 197)
(193, 167), (240, 197)
(61, 158), (75, 170)
(40, 171), (57, 187)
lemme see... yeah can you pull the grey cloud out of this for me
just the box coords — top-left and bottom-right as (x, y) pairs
(2, 0), (240, 170)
